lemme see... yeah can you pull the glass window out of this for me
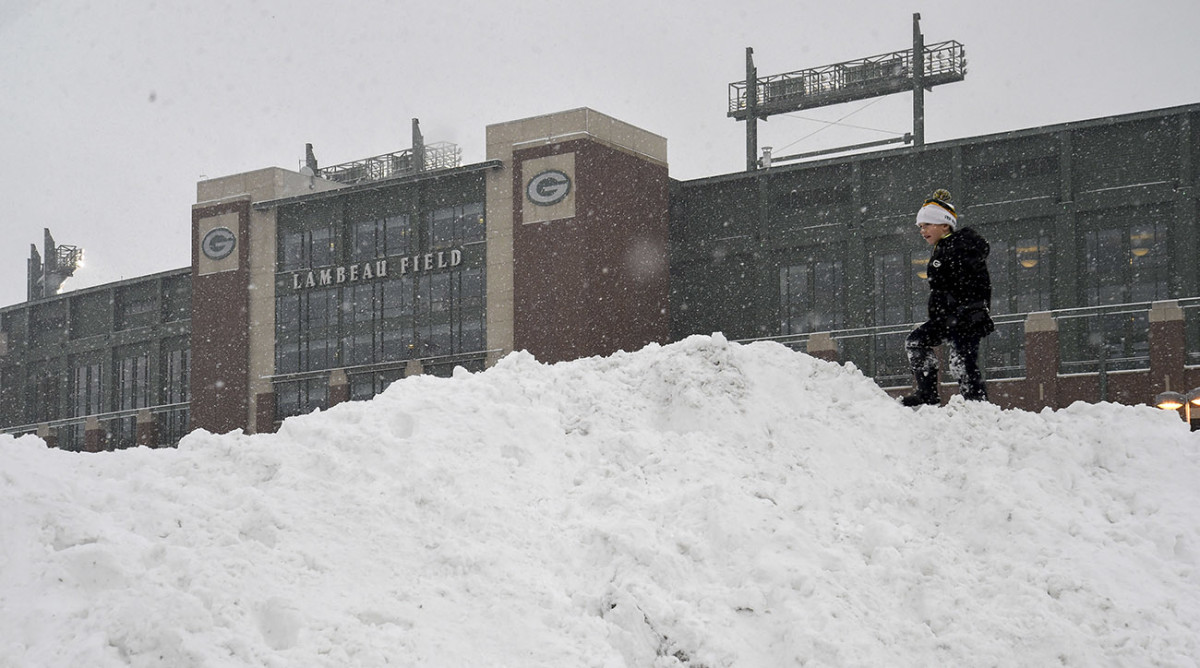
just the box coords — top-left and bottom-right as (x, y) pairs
(429, 207), (456, 247)
(429, 273), (451, 314)
(279, 227), (337, 270)
(276, 293), (300, 329)
(280, 230), (305, 271)
(116, 352), (150, 411)
(874, 252), (909, 326)
(305, 377), (328, 413)
(428, 321), (451, 356)
(1129, 224), (1169, 302)
(352, 219), (385, 262)
(1084, 222), (1169, 306)
(460, 315), (483, 353)
(341, 332), (377, 367)
(990, 234), (1053, 316)
(305, 288), (339, 332)
(276, 381), (299, 419)
(385, 214), (412, 256)
(310, 227), (335, 267)
(461, 202), (485, 244)
(381, 327), (411, 361)
(780, 259), (844, 334)
(382, 276), (412, 320)
(302, 337), (334, 372)
(352, 284), (377, 323)
(426, 202), (485, 248)
(72, 362), (103, 417)
(460, 267), (484, 309)
(276, 339), (300, 375)
(164, 348), (190, 404)
(871, 247), (927, 386)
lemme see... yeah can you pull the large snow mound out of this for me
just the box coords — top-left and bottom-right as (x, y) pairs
(2, 334), (1199, 667)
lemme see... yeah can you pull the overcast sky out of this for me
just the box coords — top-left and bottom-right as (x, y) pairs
(2, 0), (1199, 309)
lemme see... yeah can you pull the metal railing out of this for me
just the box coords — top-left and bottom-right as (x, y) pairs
(317, 142), (462, 185)
(728, 40), (965, 116)
(735, 297), (1200, 385)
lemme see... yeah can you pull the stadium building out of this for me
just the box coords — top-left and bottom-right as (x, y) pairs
(2, 103), (1199, 449)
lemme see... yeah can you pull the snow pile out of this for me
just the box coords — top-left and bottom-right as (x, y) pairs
(2, 334), (1199, 667)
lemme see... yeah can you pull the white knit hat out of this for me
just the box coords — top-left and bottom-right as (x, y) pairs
(915, 189), (957, 229)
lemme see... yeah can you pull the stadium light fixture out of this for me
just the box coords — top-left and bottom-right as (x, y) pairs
(1156, 391), (1186, 411)
(1155, 389), (1200, 431)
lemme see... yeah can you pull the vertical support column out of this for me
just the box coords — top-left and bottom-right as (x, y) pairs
(806, 332), (839, 363)
(37, 423), (56, 450)
(745, 47), (759, 172)
(135, 408), (158, 448)
(912, 13), (925, 148)
(497, 109), (669, 364)
(328, 368), (350, 408)
(84, 416), (106, 453)
(255, 391), (277, 434)
(1148, 300), (1185, 393)
(191, 199), (252, 435)
(754, 171), (772, 336)
(1024, 311), (1059, 410)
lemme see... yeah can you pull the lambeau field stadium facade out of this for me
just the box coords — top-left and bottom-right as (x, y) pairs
(3, 102), (1199, 449)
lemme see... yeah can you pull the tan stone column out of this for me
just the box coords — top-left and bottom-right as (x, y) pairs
(329, 369), (350, 408)
(805, 332), (839, 362)
(135, 409), (159, 448)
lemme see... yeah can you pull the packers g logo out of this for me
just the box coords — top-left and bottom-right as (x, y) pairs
(201, 227), (237, 261)
(526, 170), (571, 206)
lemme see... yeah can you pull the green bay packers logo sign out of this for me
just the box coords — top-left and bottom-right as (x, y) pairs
(526, 169), (571, 206)
(201, 227), (237, 261)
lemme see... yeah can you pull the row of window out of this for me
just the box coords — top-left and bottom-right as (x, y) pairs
(275, 268), (486, 375)
(7, 281), (189, 349)
(781, 222), (1170, 336)
(279, 203), (484, 272)
(780, 223), (1172, 383)
(13, 348), (190, 428)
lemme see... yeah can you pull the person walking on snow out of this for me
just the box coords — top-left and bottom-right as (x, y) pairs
(900, 189), (994, 407)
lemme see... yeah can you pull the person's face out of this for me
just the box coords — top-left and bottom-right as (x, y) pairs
(918, 223), (952, 246)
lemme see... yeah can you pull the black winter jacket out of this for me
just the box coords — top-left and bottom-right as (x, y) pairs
(925, 226), (993, 335)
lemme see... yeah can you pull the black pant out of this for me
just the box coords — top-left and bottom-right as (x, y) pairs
(905, 320), (987, 401)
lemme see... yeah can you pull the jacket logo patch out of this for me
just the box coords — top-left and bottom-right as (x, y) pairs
(930, 260), (941, 268)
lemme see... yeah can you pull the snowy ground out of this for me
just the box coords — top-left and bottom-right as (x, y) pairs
(2, 334), (1199, 667)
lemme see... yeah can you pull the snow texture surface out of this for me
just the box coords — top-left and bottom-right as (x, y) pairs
(3, 334), (1199, 667)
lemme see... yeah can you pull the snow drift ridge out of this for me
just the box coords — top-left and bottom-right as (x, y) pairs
(2, 334), (1199, 667)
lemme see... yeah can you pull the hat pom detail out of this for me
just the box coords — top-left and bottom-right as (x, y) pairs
(916, 188), (958, 228)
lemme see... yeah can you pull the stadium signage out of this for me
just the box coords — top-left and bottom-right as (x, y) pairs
(201, 227), (237, 261)
(526, 169), (571, 206)
(289, 248), (463, 290)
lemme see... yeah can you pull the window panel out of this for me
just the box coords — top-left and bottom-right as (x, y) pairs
(385, 214), (412, 256)
(72, 362), (103, 417)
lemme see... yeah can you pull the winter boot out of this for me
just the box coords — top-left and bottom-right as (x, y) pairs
(960, 382), (988, 402)
(900, 386), (939, 407)
(901, 343), (940, 407)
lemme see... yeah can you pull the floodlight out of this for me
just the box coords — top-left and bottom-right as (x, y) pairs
(1155, 391), (1185, 411)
